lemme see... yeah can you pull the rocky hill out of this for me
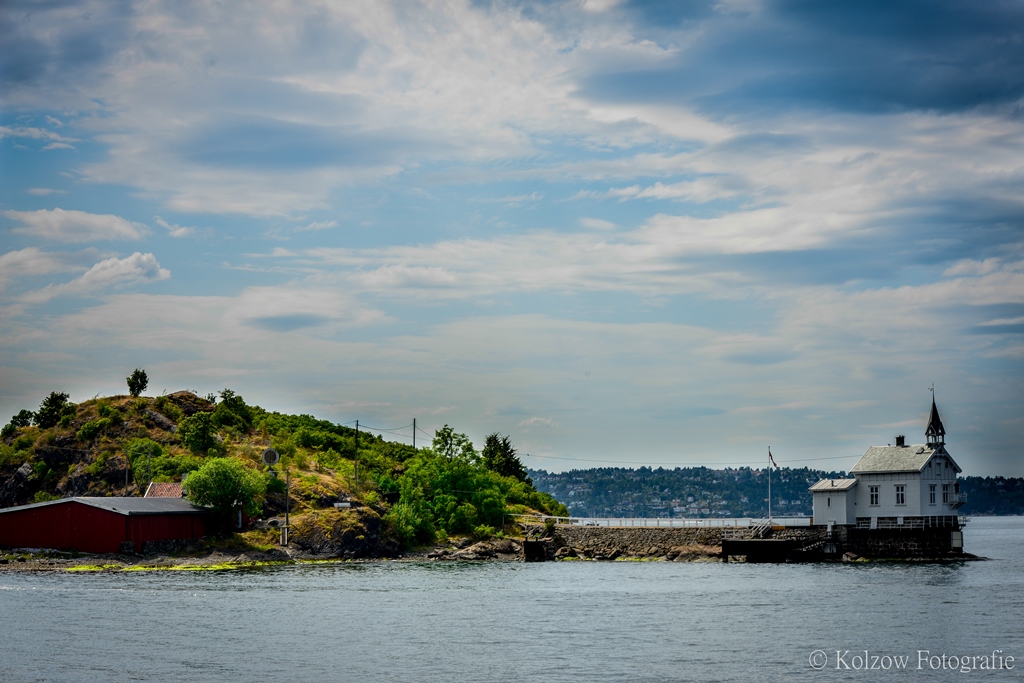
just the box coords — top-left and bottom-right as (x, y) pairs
(0, 388), (566, 557)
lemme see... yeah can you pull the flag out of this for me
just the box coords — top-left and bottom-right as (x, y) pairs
(769, 449), (778, 468)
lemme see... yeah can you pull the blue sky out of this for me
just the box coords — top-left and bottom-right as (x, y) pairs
(2, 0), (1022, 475)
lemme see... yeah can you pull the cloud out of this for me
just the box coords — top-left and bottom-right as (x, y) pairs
(0, 125), (77, 144)
(0, 246), (96, 290)
(27, 188), (66, 196)
(580, 217), (616, 230)
(153, 216), (195, 238)
(518, 416), (559, 429)
(22, 252), (170, 303)
(296, 220), (338, 232)
(5, 208), (147, 242)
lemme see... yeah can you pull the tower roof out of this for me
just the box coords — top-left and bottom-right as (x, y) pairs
(925, 397), (945, 443)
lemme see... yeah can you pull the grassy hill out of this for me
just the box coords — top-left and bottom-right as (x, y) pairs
(0, 389), (566, 554)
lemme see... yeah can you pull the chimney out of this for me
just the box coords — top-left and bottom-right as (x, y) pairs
(895, 435), (905, 447)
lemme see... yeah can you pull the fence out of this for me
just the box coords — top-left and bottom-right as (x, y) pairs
(514, 515), (813, 528)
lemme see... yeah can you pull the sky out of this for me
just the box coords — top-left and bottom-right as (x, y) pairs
(1, 0), (1022, 476)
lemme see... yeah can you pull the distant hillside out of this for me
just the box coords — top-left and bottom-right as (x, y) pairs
(529, 467), (1024, 518)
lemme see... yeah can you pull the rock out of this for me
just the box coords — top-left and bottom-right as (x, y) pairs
(145, 410), (176, 431)
(0, 462), (34, 507)
(290, 508), (399, 559)
(58, 464), (91, 496)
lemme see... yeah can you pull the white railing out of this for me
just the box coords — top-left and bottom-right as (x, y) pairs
(514, 515), (813, 529)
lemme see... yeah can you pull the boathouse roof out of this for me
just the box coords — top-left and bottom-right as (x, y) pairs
(0, 497), (208, 516)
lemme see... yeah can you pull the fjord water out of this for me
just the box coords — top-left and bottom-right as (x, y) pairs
(3, 517), (1022, 683)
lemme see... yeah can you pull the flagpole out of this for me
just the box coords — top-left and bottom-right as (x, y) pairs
(768, 447), (772, 522)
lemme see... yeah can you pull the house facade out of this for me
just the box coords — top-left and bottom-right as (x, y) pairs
(810, 398), (965, 530)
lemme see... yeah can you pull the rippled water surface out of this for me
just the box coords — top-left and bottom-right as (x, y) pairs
(3, 517), (1022, 682)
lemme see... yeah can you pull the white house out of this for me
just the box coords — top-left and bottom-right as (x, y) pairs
(810, 398), (965, 528)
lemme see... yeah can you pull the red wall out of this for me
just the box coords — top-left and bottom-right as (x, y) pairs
(0, 501), (207, 553)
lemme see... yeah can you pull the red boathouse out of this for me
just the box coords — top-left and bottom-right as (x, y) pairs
(0, 497), (210, 553)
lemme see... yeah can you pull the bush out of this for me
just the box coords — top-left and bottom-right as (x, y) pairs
(33, 491), (61, 503)
(153, 395), (182, 421)
(473, 524), (496, 541)
(124, 438), (203, 485)
(178, 412), (217, 453)
(1, 424), (15, 439)
(76, 418), (110, 442)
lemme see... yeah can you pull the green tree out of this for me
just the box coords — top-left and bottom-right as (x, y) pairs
(182, 457), (266, 516)
(213, 388), (253, 430)
(10, 410), (34, 428)
(126, 369), (149, 397)
(481, 432), (530, 483)
(35, 392), (74, 429)
(432, 425), (476, 462)
(177, 411), (217, 453)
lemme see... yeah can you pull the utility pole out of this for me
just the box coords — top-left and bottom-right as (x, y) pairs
(354, 419), (359, 487)
(147, 443), (152, 490)
(284, 467), (290, 546)
(412, 418), (416, 450)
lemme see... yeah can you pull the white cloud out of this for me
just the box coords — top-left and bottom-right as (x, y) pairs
(0, 248), (73, 290)
(5, 208), (148, 242)
(518, 416), (559, 429)
(27, 188), (66, 196)
(22, 252), (170, 303)
(154, 216), (195, 238)
(580, 217), (616, 230)
(296, 220), (338, 232)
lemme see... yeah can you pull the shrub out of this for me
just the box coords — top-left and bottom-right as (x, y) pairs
(178, 412), (217, 453)
(153, 395), (183, 421)
(0, 424), (15, 439)
(76, 419), (110, 442)
(473, 524), (496, 541)
(33, 491), (61, 503)
(14, 435), (35, 452)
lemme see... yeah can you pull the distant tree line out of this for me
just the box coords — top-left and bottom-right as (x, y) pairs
(529, 466), (1024, 518)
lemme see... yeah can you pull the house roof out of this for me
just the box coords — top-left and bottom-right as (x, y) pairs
(809, 478), (858, 492)
(0, 497), (208, 516)
(145, 482), (184, 498)
(850, 445), (961, 474)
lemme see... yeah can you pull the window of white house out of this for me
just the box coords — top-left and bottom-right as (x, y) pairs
(827, 496), (831, 508)
(870, 486), (879, 506)
(943, 484), (949, 504)
(895, 485), (906, 506)
(929, 484), (936, 505)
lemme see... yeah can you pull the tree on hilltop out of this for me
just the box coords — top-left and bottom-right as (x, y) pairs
(126, 369), (149, 397)
(36, 391), (75, 428)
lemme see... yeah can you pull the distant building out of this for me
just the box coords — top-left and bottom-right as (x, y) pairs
(810, 397), (965, 530)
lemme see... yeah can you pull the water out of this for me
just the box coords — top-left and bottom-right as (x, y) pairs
(2, 517), (1022, 682)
